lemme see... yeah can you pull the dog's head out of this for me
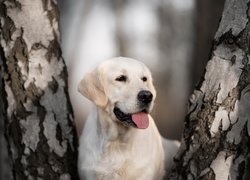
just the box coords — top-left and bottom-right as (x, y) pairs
(78, 57), (156, 129)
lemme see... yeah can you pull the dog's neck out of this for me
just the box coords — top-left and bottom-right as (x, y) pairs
(96, 106), (135, 143)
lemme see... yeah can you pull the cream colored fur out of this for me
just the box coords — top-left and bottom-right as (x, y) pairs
(78, 57), (179, 180)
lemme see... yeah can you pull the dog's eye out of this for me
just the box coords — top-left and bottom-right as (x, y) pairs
(115, 75), (127, 82)
(141, 76), (147, 82)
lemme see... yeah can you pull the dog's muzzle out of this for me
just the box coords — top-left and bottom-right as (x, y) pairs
(113, 107), (136, 127)
(113, 107), (149, 129)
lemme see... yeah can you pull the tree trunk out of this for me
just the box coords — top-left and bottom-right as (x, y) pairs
(169, 0), (250, 179)
(0, 0), (79, 179)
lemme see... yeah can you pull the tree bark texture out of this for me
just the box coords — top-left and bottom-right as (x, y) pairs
(0, 53), (13, 180)
(169, 0), (250, 179)
(0, 0), (79, 179)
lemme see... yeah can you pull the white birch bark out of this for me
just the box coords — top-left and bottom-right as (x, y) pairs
(0, 0), (79, 179)
(169, 0), (250, 179)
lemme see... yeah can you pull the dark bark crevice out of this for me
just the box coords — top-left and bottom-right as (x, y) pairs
(0, 46), (14, 180)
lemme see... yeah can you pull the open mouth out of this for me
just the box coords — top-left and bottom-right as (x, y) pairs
(113, 107), (149, 129)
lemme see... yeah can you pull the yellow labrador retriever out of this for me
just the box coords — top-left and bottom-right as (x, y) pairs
(78, 57), (179, 180)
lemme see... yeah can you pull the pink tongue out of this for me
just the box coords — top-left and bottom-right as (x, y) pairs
(131, 112), (149, 129)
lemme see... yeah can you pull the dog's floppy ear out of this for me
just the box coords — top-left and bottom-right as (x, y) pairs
(78, 70), (108, 108)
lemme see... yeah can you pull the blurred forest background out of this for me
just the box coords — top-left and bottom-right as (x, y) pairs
(57, 0), (225, 139)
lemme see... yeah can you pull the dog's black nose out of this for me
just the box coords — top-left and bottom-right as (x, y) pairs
(137, 90), (153, 104)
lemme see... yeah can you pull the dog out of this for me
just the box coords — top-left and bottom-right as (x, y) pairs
(78, 57), (180, 180)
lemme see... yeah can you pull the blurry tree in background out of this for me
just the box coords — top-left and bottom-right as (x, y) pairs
(170, 0), (250, 179)
(0, 0), (79, 179)
(191, 0), (225, 88)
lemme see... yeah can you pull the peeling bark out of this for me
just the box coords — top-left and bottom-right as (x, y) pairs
(0, 0), (79, 179)
(169, 0), (250, 179)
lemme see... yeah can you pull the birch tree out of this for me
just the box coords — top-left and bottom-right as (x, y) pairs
(0, 0), (79, 179)
(169, 0), (250, 179)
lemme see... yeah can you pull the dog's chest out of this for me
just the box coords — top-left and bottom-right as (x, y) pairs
(78, 115), (165, 180)
(95, 140), (157, 179)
